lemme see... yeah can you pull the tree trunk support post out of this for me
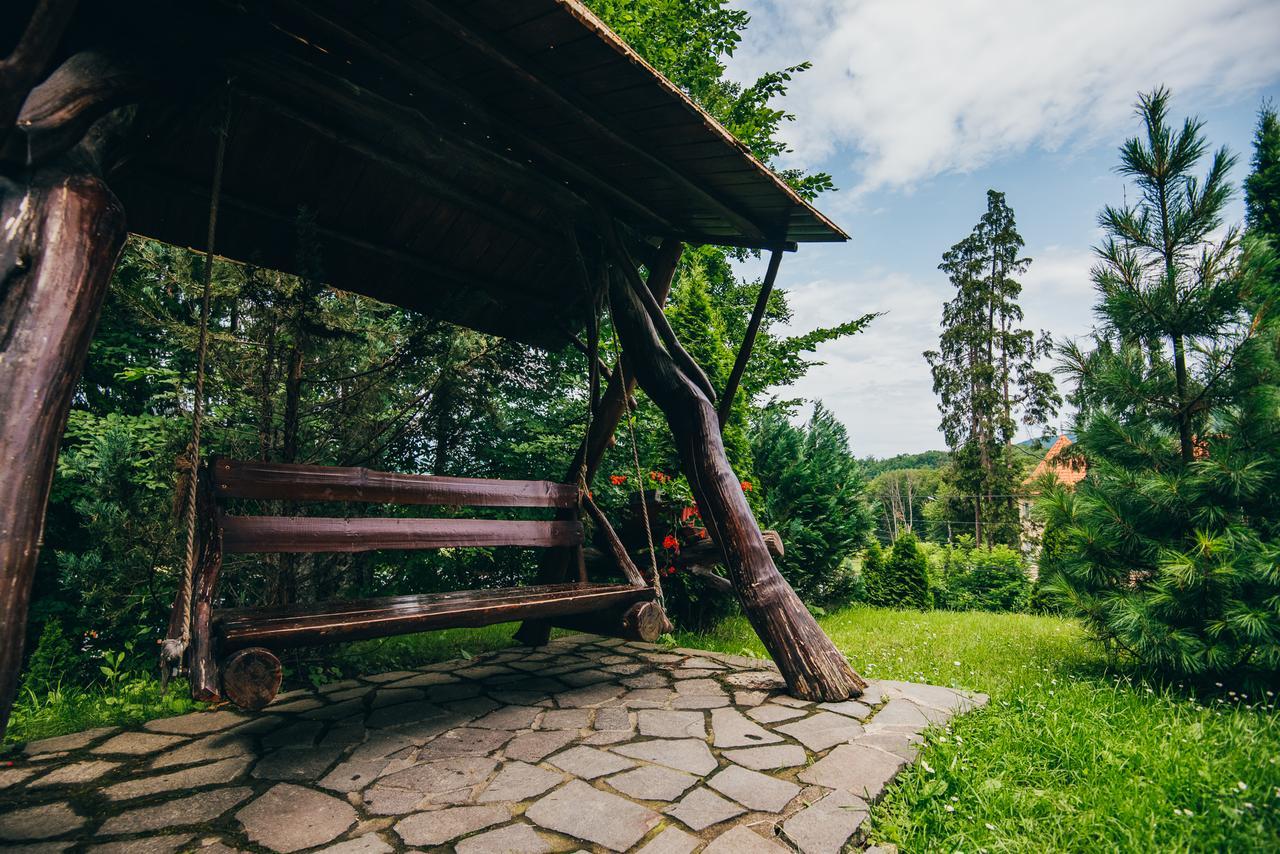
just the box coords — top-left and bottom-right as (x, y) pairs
(718, 248), (784, 427)
(607, 252), (866, 701)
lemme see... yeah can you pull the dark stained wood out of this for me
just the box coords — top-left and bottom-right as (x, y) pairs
(188, 475), (225, 703)
(220, 516), (584, 554)
(608, 252), (867, 701)
(222, 647), (282, 711)
(217, 583), (655, 650)
(582, 493), (646, 587)
(718, 248), (783, 426)
(212, 458), (578, 508)
(551, 599), (669, 643)
(0, 0), (77, 151)
(0, 167), (126, 739)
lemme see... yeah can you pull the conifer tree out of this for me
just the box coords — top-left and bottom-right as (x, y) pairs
(925, 191), (1058, 546)
(1047, 88), (1280, 679)
(881, 531), (932, 610)
(1245, 102), (1280, 242)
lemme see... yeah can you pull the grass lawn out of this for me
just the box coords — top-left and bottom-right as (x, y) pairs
(681, 607), (1280, 852)
(6, 608), (1278, 850)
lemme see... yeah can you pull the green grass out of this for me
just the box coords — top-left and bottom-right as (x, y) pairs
(679, 607), (1280, 852)
(7, 608), (1278, 851)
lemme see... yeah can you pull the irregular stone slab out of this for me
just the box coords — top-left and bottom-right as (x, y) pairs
(636, 826), (700, 854)
(663, 787), (744, 831)
(145, 711), (244, 736)
(472, 705), (541, 730)
(539, 708), (591, 730)
(105, 756), (253, 801)
(671, 695), (730, 710)
(476, 761), (563, 803)
(611, 738), (717, 775)
(318, 834), (392, 854)
(262, 720), (325, 749)
(746, 704), (805, 724)
(378, 757), (497, 804)
(817, 700), (872, 720)
(504, 729), (578, 762)
(593, 706), (632, 731)
(0, 801), (85, 840)
(364, 670), (417, 684)
(236, 783), (356, 852)
(267, 696), (327, 713)
(721, 744), (807, 771)
(673, 678), (723, 696)
(555, 683), (625, 708)
(30, 759), (118, 787)
(782, 789), (869, 854)
(622, 688), (676, 708)
(672, 669), (721, 680)
(605, 765), (697, 801)
(622, 673), (670, 689)
(149, 733), (254, 769)
(559, 668), (614, 687)
(361, 786), (425, 816)
(85, 834), (193, 854)
(775, 712), (864, 751)
(22, 726), (118, 755)
(319, 722), (368, 749)
(390, 671), (459, 688)
(0, 766), (37, 789)
(371, 688), (425, 710)
(710, 707), (782, 748)
(722, 671), (786, 691)
(638, 709), (706, 739)
(878, 680), (983, 712)
(703, 825), (791, 853)
(797, 744), (908, 800)
(303, 698), (366, 721)
(93, 731), (186, 755)
(416, 727), (512, 759)
(707, 764), (800, 812)
(866, 698), (936, 730)
(768, 694), (812, 709)
(679, 657), (727, 670)
(527, 779), (660, 850)
(856, 731), (922, 761)
(734, 690), (768, 707)
(252, 745), (345, 780)
(547, 745), (637, 779)
(99, 787), (252, 836)
(395, 805), (508, 847)
(455, 823), (551, 854)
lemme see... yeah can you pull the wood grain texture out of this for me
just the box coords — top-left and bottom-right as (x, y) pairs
(217, 583), (655, 650)
(608, 254), (867, 701)
(551, 600), (669, 643)
(220, 515), (584, 554)
(0, 168), (126, 739)
(222, 647), (281, 711)
(211, 458), (578, 508)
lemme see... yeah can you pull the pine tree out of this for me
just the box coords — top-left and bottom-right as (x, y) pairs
(925, 190), (1058, 546)
(1245, 101), (1280, 242)
(881, 531), (932, 610)
(1047, 88), (1280, 679)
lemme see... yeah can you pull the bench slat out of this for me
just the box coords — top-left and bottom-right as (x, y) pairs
(211, 458), (578, 508)
(216, 582), (655, 650)
(221, 515), (583, 553)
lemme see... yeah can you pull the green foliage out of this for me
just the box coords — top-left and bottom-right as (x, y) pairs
(870, 532), (932, 610)
(751, 403), (875, 603)
(925, 190), (1059, 547)
(1050, 89), (1280, 681)
(1245, 101), (1280, 242)
(859, 449), (950, 478)
(934, 543), (1032, 612)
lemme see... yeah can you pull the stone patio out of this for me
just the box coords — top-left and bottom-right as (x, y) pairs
(0, 634), (986, 853)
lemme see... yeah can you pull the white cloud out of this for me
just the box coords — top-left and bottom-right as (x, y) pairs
(728, 0), (1280, 191)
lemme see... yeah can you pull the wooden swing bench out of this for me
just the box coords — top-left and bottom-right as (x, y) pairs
(173, 457), (664, 710)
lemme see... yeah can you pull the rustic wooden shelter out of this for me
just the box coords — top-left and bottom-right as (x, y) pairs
(0, 0), (866, 732)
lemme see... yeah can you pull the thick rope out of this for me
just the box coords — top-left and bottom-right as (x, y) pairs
(604, 274), (664, 610)
(162, 102), (229, 673)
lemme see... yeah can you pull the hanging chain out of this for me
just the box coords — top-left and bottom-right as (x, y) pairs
(161, 97), (230, 680)
(603, 273), (664, 610)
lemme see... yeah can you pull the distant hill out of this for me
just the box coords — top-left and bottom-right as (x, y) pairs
(859, 450), (949, 477)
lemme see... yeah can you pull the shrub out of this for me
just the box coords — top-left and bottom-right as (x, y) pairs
(937, 544), (1031, 612)
(880, 532), (932, 610)
(861, 541), (890, 606)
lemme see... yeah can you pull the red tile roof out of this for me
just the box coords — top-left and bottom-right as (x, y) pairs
(1023, 436), (1087, 489)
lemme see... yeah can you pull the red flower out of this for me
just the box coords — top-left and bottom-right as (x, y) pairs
(665, 565), (677, 576)
(662, 534), (680, 550)
(610, 474), (627, 485)
(740, 480), (753, 492)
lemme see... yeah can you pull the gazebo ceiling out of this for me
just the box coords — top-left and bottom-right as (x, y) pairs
(61, 0), (848, 347)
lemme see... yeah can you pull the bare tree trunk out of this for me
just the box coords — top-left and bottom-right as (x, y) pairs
(608, 264), (865, 700)
(0, 168), (126, 736)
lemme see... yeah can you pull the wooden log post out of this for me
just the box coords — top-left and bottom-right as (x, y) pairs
(606, 258), (867, 701)
(0, 171), (127, 735)
(222, 647), (282, 711)
(514, 238), (683, 646)
(551, 599), (669, 643)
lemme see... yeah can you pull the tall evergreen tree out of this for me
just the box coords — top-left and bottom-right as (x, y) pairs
(1047, 88), (1280, 679)
(1245, 101), (1280, 242)
(925, 190), (1058, 546)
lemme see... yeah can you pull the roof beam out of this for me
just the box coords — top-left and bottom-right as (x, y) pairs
(407, 0), (774, 245)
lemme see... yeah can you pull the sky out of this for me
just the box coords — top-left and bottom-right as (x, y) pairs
(723, 0), (1280, 458)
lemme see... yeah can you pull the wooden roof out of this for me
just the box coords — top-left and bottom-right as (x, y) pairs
(62, 0), (847, 347)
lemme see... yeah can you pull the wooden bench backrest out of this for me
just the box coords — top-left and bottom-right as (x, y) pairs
(209, 458), (583, 554)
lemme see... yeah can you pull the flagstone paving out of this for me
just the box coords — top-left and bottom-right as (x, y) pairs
(0, 634), (986, 852)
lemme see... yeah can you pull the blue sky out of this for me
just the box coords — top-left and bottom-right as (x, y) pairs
(724, 0), (1280, 457)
